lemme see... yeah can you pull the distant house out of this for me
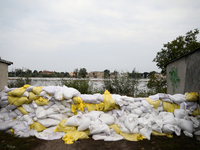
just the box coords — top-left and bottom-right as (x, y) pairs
(41, 70), (54, 74)
(0, 57), (13, 91)
(165, 47), (200, 97)
(89, 71), (104, 78)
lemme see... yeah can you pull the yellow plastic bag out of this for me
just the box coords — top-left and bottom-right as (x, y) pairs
(28, 92), (38, 101)
(162, 101), (180, 113)
(103, 90), (119, 111)
(32, 86), (43, 96)
(72, 97), (85, 112)
(192, 106), (200, 116)
(120, 132), (144, 141)
(54, 119), (77, 133)
(11, 84), (30, 97)
(34, 97), (49, 105)
(31, 120), (47, 132)
(8, 96), (18, 105)
(62, 130), (89, 144)
(152, 131), (167, 136)
(13, 97), (29, 106)
(146, 98), (161, 109)
(17, 106), (28, 115)
(109, 124), (121, 134)
(10, 129), (14, 135)
(186, 92), (199, 101)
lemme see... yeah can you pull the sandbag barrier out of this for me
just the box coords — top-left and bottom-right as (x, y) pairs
(0, 85), (200, 144)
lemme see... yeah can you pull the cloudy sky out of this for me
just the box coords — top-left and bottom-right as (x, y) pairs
(1, 0), (200, 73)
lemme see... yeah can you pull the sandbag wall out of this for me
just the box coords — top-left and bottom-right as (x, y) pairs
(0, 84), (200, 144)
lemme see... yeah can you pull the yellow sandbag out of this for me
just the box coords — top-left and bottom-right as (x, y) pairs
(119, 132), (144, 141)
(32, 86), (43, 96)
(186, 92), (199, 101)
(34, 97), (49, 105)
(146, 98), (161, 109)
(8, 96), (18, 105)
(10, 129), (14, 135)
(7, 92), (12, 96)
(17, 106), (28, 115)
(192, 106), (200, 116)
(109, 124), (121, 134)
(10, 84), (30, 97)
(103, 90), (119, 111)
(152, 131), (167, 136)
(85, 103), (96, 112)
(62, 130), (89, 144)
(72, 97), (85, 112)
(31, 120), (47, 132)
(54, 119), (77, 133)
(162, 101), (180, 113)
(29, 92), (38, 101)
(95, 102), (106, 111)
(13, 97), (29, 106)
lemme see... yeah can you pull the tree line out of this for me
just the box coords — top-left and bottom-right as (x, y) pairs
(8, 68), (158, 79)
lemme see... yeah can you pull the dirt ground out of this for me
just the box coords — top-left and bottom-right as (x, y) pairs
(1, 131), (200, 150)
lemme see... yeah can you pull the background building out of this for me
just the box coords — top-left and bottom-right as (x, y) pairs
(166, 47), (200, 100)
(0, 57), (13, 91)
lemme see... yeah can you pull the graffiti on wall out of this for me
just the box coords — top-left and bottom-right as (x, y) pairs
(169, 67), (180, 93)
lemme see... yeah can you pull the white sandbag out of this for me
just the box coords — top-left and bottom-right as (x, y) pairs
(158, 93), (169, 99)
(183, 131), (193, 138)
(42, 86), (62, 96)
(186, 101), (198, 111)
(138, 117), (151, 128)
(152, 123), (162, 133)
(39, 91), (47, 97)
(92, 133), (107, 140)
(89, 124), (111, 135)
(178, 119), (194, 133)
(15, 129), (37, 138)
(77, 117), (91, 131)
(17, 115), (33, 125)
(62, 86), (74, 99)
(121, 96), (135, 103)
(85, 111), (104, 121)
(149, 94), (159, 101)
(47, 114), (65, 121)
(0, 108), (9, 113)
(14, 109), (23, 116)
(61, 100), (71, 108)
(37, 118), (60, 127)
(6, 104), (17, 111)
(29, 112), (36, 117)
(139, 126), (152, 140)
(174, 109), (189, 119)
(117, 112), (128, 124)
(43, 101), (55, 110)
(112, 94), (125, 106)
(162, 115), (178, 126)
(1, 95), (8, 101)
(1, 113), (11, 121)
(94, 93), (104, 103)
(60, 108), (71, 113)
(64, 113), (85, 126)
(31, 101), (38, 109)
(99, 113), (115, 125)
(161, 98), (173, 103)
(0, 100), (9, 107)
(3, 87), (16, 93)
(124, 114), (139, 132)
(194, 130), (200, 135)
(168, 94), (186, 104)
(0, 120), (19, 131)
(22, 91), (29, 97)
(54, 87), (64, 100)
(36, 106), (47, 119)
(162, 124), (175, 134)
(22, 104), (35, 113)
(9, 111), (18, 119)
(188, 116), (199, 128)
(131, 107), (143, 116)
(126, 103), (138, 111)
(90, 118), (102, 126)
(26, 86), (34, 92)
(53, 101), (66, 110)
(120, 123), (131, 133)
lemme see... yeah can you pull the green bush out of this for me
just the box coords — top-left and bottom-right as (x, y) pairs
(8, 76), (31, 88)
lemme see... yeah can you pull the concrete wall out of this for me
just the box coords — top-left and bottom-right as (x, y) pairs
(167, 57), (186, 94)
(167, 49), (200, 96)
(0, 62), (9, 91)
(185, 50), (200, 94)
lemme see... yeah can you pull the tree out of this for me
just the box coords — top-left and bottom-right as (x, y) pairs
(147, 74), (167, 94)
(78, 68), (87, 78)
(153, 28), (200, 74)
(104, 69), (110, 78)
(73, 68), (79, 78)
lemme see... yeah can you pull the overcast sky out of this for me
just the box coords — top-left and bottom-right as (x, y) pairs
(1, 0), (200, 73)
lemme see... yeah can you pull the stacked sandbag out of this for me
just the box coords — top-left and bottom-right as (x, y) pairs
(0, 85), (200, 144)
